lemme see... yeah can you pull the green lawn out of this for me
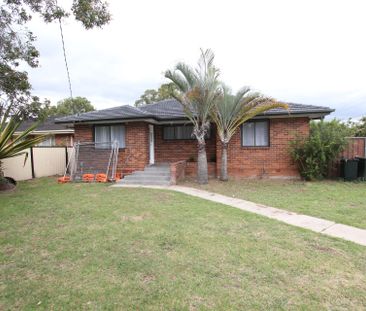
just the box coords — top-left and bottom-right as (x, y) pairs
(185, 179), (366, 229)
(1, 178), (366, 310)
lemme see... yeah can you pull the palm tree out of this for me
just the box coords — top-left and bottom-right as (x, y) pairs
(0, 104), (47, 179)
(165, 49), (221, 184)
(211, 86), (288, 181)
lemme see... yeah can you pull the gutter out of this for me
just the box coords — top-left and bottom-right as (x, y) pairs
(14, 129), (75, 135)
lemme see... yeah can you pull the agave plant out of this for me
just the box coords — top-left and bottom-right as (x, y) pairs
(212, 86), (288, 181)
(165, 49), (221, 184)
(0, 105), (47, 178)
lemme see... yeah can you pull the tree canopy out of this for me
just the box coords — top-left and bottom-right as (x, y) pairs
(49, 97), (95, 116)
(0, 0), (110, 117)
(349, 116), (366, 137)
(135, 83), (178, 106)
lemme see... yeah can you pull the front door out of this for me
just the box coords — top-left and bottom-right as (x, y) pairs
(149, 124), (155, 165)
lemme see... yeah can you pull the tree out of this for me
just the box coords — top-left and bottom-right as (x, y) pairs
(212, 86), (288, 181)
(0, 104), (47, 182)
(352, 116), (366, 137)
(165, 49), (221, 184)
(0, 0), (110, 117)
(135, 83), (178, 106)
(50, 97), (95, 116)
(290, 119), (352, 180)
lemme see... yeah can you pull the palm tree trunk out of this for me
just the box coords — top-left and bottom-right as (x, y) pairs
(197, 141), (208, 184)
(220, 142), (228, 181)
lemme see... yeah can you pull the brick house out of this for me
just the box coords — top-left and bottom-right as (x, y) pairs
(55, 100), (333, 181)
(16, 116), (74, 147)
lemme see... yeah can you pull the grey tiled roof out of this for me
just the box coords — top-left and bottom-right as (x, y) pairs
(16, 116), (73, 132)
(55, 99), (334, 123)
(55, 105), (151, 123)
(138, 99), (187, 119)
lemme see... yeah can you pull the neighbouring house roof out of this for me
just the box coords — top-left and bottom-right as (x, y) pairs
(55, 99), (334, 124)
(15, 116), (74, 134)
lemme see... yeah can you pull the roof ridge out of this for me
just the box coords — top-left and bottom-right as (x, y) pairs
(283, 102), (333, 110)
(124, 105), (152, 115)
(138, 98), (176, 109)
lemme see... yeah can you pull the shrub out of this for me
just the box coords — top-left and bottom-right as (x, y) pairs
(290, 120), (351, 180)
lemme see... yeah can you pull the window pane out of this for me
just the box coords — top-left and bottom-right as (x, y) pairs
(163, 126), (175, 139)
(38, 135), (55, 146)
(111, 125), (125, 148)
(176, 125), (193, 139)
(255, 121), (269, 146)
(95, 126), (110, 149)
(175, 126), (183, 139)
(242, 122), (255, 146)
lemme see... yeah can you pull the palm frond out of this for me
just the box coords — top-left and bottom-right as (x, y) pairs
(212, 87), (289, 143)
(164, 70), (189, 93)
(0, 105), (48, 172)
(165, 49), (221, 141)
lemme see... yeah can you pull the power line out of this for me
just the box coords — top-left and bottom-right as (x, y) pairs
(58, 17), (73, 99)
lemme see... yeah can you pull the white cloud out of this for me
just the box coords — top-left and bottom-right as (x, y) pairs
(26, 0), (366, 118)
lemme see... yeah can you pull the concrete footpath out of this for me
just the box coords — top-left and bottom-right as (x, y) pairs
(112, 184), (366, 247)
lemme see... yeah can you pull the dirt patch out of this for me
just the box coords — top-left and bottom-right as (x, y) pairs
(141, 274), (155, 284)
(311, 243), (340, 254)
(0, 180), (16, 192)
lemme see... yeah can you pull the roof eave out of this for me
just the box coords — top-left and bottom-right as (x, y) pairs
(55, 109), (334, 124)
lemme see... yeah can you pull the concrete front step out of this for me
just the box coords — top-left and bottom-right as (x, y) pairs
(118, 180), (170, 186)
(118, 179), (170, 186)
(143, 167), (170, 172)
(123, 176), (170, 182)
(118, 164), (171, 186)
(132, 171), (170, 177)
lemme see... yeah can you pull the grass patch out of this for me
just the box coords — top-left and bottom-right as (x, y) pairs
(0, 177), (366, 309)
(185, 179), (366, 229)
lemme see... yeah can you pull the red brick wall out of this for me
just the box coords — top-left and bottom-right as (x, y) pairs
(74, 123), (149, 175)
(28, 134), (73, 146)
(55, 134), (74, 146)
(216, 118), (310, 178)
(154, 125), (217, 163)
(170, 160), (187, 184)
(186, 162), (217, 177)
(73, 118), (311, 179)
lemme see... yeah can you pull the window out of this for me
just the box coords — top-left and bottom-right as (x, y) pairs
(163, 125), (194, 140)
(37, 135), (55, 147)
(163, 125), (211, 140)
(242, 120), (269, 147)
(94, 125), (125, 149)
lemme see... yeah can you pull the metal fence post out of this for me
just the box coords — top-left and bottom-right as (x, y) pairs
(30, 147), (35, 179)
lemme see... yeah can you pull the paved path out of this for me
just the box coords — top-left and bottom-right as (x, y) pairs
(112, 184), (366, 247)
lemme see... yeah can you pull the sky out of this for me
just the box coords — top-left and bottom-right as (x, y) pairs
(27, 0), (366, 119)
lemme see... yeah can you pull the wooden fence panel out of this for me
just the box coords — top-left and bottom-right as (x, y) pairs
(329, 137), (366, 177)
(341, 137), (366, 158)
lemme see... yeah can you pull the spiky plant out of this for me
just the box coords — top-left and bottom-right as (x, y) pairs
(212, 86), (288, 181)
(0, 105), (47, 179)
(165, 49), (221, 184)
